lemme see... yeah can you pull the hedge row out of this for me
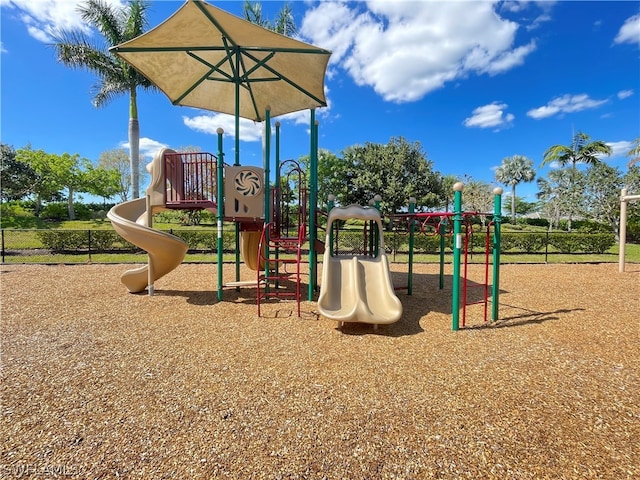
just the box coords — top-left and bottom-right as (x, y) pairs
(372, 231), (614, 254)
(30, 229), (616, 255)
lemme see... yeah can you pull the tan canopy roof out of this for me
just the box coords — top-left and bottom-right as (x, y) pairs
(111, 0), (330, 121)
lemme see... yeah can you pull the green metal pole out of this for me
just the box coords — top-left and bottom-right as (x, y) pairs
(216, 128), (225, 301)
(492, 187), (503, 322)
(263, 108), (272, 290)
(451, 182), (464, 331)
(408, 197), (416, 296)
(275, 121), (281, 232)
(308, 110), (317, 301)
(234, 103), (241, 286)
(235, 55), (240, 167)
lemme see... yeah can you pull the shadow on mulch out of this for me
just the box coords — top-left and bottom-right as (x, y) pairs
(150, 289), (219, 306)
(464, 304), (584, 330)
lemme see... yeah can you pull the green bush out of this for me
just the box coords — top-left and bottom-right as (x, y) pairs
(547, 232), (614, 254)
(628, 218), (640, 243)
(583, 233), (616, 254)
(37, 230), (87, 251)
(89, 230), (121, 251)
(573, 219), (610, 234)
(517, 217), (549, 228)
(171, 229), (235, 252)
(40, 203), (68, 221)
(500, 232), (546, 253)
(71, 203), (92, 221)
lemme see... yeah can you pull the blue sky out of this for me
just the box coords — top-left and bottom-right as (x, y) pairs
(1, 0), (639, 204)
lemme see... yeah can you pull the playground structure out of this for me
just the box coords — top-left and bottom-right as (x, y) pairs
(108, 135), (505, 331)
(382, 183), (503, 330)
(107, 110), (504, 330)
(107, 117), (315, 312)
(105, 1), (506, 330)
(619, 187), (640, 273)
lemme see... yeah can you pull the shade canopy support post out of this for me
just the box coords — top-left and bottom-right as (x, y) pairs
(308, 109), (318, 300)
(216, 128), (225, 301)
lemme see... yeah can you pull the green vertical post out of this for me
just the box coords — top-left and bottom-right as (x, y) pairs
(233, 90), (242, 286)
(491, 187), (503, 322)
(451, 182), (464, 331)
(234, 52), (240, 166)
(216, 128), (225, 301)
(408, 197), (416, 296)
(275, 121), (281, 233)
(274, 122), (281, 278)
(263, 108), (272, 289)
(308, 110), (318, 301)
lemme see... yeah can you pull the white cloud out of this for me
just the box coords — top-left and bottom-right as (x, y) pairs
(527, 94), (608, 119)
(614, 13), (640, 45)
(527, 14), (552, 31)
(183, 113), (263, 143)
(618, 89), (634, 100)
(119, 137), (168, 163)
(463, 102), (514, 130)
(606, 140), (634, 158)
(3, 0), (124, 42)
(300, 1), (537, 103)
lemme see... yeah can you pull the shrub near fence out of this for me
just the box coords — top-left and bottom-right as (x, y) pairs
(331, 229), (616, 256)
(0, 228), (618, 264)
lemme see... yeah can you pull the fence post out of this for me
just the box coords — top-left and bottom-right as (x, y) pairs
(1, 229), (4, 264)
(88, 229), (92, 263)
(545, 230), (549, 263)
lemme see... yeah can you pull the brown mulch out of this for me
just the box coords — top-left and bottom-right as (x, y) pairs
(1, 262), (638, 479)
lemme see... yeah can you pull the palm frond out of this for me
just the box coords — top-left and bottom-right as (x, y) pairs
(124, 0), (149, 40)
(78, 0), (125, 46)
(274, 3), (297, 36)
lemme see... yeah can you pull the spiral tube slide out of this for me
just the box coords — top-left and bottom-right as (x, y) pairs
(107, 198), (188, 293)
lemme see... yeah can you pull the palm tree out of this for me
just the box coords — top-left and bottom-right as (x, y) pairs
(540, 131), (612, 230)
(243, 1), (297, 36)
(626, 137), (640, 168)
(494, 155), (536, 224)
(536, 169), (574, 231)
(53, 0), (156, 199)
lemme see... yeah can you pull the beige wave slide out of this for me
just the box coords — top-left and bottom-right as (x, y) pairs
(107, 198), (188, 293)
(318, 205), (402, 326)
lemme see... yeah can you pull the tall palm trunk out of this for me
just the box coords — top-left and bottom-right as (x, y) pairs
(510, 184), (516, 224)
(129, 88), (140, 199)
(68, 186), (75, 220)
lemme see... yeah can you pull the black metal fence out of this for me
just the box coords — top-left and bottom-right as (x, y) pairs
(1, 228), (619, 265)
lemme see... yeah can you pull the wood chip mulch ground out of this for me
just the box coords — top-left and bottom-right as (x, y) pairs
(1, 262), (638, 479)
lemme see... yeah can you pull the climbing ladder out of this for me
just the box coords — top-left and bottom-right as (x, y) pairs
(255, 158), (308, 317)
(256, 222), (305, 317)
